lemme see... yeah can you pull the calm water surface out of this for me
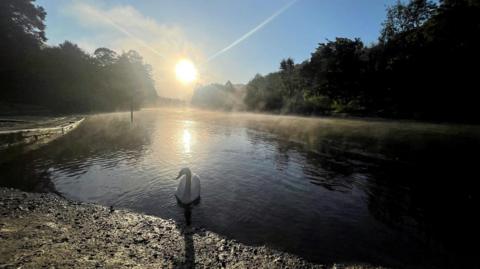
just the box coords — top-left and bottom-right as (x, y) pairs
(1, 108), (479, 268)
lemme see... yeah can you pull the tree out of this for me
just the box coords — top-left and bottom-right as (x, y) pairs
(307, 38), (365, 105)
(279, 58), (296, 98)
(94, 48), (118, 67)
(0, 0), (46, 50)
(1, 0), (47, 103)
(1, 0), (159, 114)
(380, 0), (437, 42)
(225, 81), (235, 93)
(280, 58), (294, 73)
(242, 0), (480, 121)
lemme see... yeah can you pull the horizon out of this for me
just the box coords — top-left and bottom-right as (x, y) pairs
(2, 1), (480, 267)
(37, 0), (396, 99)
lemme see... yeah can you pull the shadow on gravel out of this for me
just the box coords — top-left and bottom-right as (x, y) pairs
(176, 205), (197, 269)
(183, 206), (195, 268)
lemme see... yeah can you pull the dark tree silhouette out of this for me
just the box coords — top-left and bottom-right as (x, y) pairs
(242, 0), (480, 123)
(94, 48), (118, 67)
(0, 1), (158, 114)
(0, 0), (46, 50)
(380, 0), (437, 42)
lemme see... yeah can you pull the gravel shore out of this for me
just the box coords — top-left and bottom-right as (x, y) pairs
(0, 188), (384, 268)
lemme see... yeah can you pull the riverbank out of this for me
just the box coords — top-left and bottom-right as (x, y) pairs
(0, 188), (386, 268)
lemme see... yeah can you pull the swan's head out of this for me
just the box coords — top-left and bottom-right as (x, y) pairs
(176, 167), (192, 179)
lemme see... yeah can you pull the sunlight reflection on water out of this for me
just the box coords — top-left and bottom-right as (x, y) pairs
(182, 129), (192, 154)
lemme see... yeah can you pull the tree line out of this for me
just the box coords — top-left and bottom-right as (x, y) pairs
(1, 0), (158, 114)
(191, 81), (246, 111)
(243, 0), (480, 122)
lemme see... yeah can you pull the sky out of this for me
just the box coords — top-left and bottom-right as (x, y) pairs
(37, 0), (397, 99)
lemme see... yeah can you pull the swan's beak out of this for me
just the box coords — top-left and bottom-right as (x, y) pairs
(175, 173), (182, 180)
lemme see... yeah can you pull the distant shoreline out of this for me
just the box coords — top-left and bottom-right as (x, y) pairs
(189, 106), (480, 127)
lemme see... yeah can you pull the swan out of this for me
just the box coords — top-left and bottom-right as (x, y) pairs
(175, 168), (201, 205)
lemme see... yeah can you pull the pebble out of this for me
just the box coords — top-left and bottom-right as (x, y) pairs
(0, 188), (380, 269)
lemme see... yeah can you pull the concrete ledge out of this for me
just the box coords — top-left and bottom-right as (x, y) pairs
(0, 117), (84, 150)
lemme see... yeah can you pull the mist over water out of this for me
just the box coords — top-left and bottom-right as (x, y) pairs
(1, 108), (479, 268)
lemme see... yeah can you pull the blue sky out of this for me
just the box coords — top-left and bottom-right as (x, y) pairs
(37, 0), (396, 99)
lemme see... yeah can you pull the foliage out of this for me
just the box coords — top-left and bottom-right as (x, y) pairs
(243, 0), (480, 122)
(380, 0), (437, 42)
(0, 0), (157, 114)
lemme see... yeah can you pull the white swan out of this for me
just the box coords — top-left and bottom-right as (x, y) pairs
(175, 168), (201, 205)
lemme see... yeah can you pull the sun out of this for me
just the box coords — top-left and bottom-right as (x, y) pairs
(175, 59), (197, 84)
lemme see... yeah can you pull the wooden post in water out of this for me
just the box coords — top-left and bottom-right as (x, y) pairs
(130, 99), (134, 123)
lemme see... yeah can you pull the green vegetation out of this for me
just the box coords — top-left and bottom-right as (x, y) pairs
(1, 0), (157, 114)
(242, 0), (480, 122)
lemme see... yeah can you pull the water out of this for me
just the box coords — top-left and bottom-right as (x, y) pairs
(1, 108), (479, 268)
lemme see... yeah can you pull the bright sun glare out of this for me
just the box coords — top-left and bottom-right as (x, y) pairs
(175, 59), (197, 84)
